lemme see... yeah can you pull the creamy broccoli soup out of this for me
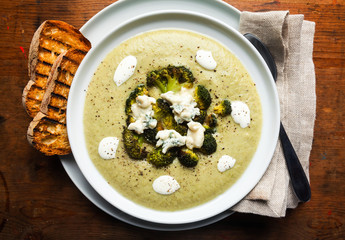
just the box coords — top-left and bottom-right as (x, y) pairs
(84, 29), (262, 211)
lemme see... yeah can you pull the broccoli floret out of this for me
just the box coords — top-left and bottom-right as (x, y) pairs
(143, 128), (157, 145)
(152, 98), (172, 119)
(203, 113), (217, 133)
(122, 127), (147, 159)
(125, 84), (149, 115)
(147, 147), (177, 168)
(194, 85), (211, 110)
(214, 99), (231, 116)
(126, 115), (135, 126)
(193, 109), (207, 124)
(205, 113), (217, 128)
(155, 114), (188, 135)
(178, 148), (199, 167)
(164, 116), (188, 136)
(198, 132), (217, 155)
(152, 98), (188, 135)
(146, 65), (195, 93)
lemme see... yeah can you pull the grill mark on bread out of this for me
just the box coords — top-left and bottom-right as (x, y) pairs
(33, 117), (65, 129)
(40, 35), (89, 55)
(41, 47), (60, 56)
(46, 106), (66, 124)
(27, 85), (45, 100)
(34, 74), (49, 89)
(38, 47), (59, 64)
(47, 21), (80, 35)
(40, 45), (87, 64)
(54, 81), (70, 99)
(58, 68), (75, 77)
(55, 79), (70, 89)
(48, 94), (68, 111)
(41, 21), (91, 53)
(34, 61), (53, 77)
(36, 72), (49, 78)
(39, 36), (69, 56)
(37, 59), (53, 67)
(56, 69), (74, 86)
(61, 56), (81, 66)
(58, 65), (77, 74)
(39, 47), (87, 66)
(51, 91), (67, 100)
(48, 104), (66, 114)
(58, 60), (79, 75)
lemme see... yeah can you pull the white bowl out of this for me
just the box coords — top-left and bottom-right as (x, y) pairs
(67, 10), (280, 224)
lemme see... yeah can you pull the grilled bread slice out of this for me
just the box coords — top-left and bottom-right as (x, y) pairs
(27, 112), (71, 156)
(27, 49), (87, 155)
(23, 20), (91, 118)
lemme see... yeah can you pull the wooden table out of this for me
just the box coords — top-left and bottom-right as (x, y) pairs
(1, 0), (344, 239)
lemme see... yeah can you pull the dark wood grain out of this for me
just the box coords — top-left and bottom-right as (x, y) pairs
(0, 0), (344, 239)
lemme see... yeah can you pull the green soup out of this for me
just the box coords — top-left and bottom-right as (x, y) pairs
(84, 29), (262, 211)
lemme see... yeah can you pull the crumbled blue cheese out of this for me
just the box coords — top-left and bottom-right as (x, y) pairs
(128, 95), (157, 134)
(152, 175), (180, 195)
(217, 155), (236, 172)
(161, 87), (200, 124)
(231, 101), (250, 128)
(98, 137), (119, 160)
(186, 121), (205, 149)
(156, 130), (186, 154)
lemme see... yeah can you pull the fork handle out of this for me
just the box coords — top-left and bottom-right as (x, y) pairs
(279, 122), (311, 202)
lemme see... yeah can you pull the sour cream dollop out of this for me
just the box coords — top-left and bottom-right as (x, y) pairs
(195, 50), (217, 70)
(217, 155), (236, 172)
(113, 55), (137, 86)
(152, 175), (180, 195)
(98, 137), (119, 159)
(231, 101), (251, 128)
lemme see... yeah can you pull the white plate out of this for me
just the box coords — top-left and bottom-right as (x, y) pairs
(66, 9), (279, 225)
(61, 0), (278, 230)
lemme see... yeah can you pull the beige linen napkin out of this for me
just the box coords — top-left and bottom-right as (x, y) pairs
(231, 11), (316, 217)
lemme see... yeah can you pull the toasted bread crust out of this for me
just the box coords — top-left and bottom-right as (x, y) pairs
(39, 52), (65, 116)
(27, 48), (87, 155)
(23, 20), (91, 118)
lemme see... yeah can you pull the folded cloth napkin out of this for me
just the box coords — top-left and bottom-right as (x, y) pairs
(231, 11), (316, 217)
